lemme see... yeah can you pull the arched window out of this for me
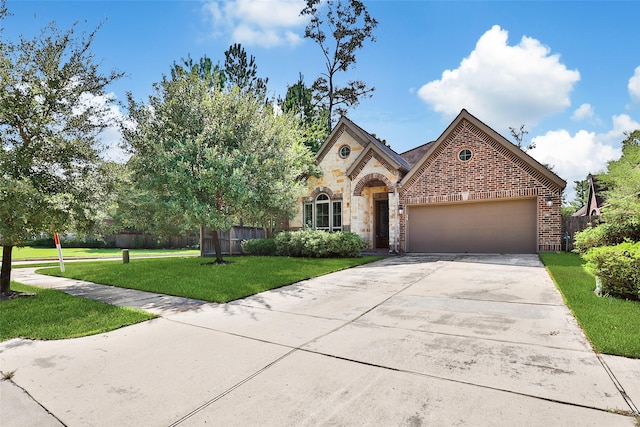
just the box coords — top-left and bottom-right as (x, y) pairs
(303, 193), (342, 232)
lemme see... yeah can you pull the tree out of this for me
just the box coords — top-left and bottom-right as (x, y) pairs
(171, 54), (226, 90)
(0, 3), (123, 295)
(597, 130), (640, 241)
(574, 130), (640, 250)
(509, 124), (535, 151)
(223, 43), (268, 98)
(280, 73), (329, 152)
(124, 71), (315, 263)
(301, 0), (378, 129)
(571, 178), (589, 210)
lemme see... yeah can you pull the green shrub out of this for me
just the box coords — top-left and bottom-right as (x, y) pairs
(574, 215), (640, 254)
(25, 237), (55, 247)
(573, 225), (608, 253)
(583, 242), (640, 300)
(274, 230), (366, 258)
(241, 238), (276, 256)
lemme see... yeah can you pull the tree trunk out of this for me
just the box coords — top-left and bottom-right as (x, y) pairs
(210, 229), (224, 264)
(1, 245), (13, 295)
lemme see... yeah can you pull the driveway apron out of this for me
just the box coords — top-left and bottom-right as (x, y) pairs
(1, 255), (636, 426)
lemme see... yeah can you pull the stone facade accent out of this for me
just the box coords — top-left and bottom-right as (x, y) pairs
(290, 111), (566, 253)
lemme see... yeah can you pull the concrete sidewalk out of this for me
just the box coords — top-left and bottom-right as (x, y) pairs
(1, 255), (639, 426)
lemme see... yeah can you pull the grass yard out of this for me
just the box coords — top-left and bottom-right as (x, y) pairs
(0, 282), (155, 342)
(7, 246), (200, 261)
(36, 255), (383, 303)
(540, 252), (640, 359)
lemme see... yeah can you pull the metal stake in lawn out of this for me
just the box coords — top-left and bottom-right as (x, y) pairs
(54, 232), (65, 273)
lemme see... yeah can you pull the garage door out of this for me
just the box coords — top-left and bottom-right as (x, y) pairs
(407, 198), (537, 253)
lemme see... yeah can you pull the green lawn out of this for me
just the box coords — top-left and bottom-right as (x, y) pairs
(0, 282), (155, 341)
(540, 252), (640, 359)
(7, 247), (200, 261)
(36, 255), (383, 303)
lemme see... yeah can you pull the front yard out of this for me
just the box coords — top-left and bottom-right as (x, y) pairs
(540, 252), (640, 359)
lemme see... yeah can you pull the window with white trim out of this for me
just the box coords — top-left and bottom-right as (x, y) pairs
(303, 194), (342, 231)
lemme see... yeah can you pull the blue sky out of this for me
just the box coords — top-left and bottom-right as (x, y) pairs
(4, 1), (640, 201)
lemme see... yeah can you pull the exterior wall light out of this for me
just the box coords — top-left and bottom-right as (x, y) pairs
(398, 205), (404, 215)
(546, 196), (553, 207)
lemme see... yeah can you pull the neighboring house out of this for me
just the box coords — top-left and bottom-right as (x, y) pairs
(289, 109), (566, 254)
(572, 174), (606, 217)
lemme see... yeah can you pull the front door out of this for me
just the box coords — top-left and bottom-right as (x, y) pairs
(375, 200), (389, 249)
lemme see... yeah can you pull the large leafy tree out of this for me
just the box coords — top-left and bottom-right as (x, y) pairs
(597, 130), (640, 241)
(0, 3), (123, 295)
(301, 0), (378, 129)
(124, 70), (315, 263)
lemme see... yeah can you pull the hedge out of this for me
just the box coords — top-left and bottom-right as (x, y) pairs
(242, 230), (366, 258)
(583, 241), (640, 301)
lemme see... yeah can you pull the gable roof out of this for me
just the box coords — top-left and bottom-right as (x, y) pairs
(572, 174), (606, 216)
(316, 116), (410, 172)
(399, 109), (567, 191)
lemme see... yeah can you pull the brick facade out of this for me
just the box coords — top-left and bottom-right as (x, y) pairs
(291, 110), (566, 253)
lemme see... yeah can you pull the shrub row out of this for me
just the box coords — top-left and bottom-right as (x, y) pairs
(242, 230), (366, 258)
(583, 241), (640, 301)
(574, 219), (640, 253)
(25, 237), (114, 248)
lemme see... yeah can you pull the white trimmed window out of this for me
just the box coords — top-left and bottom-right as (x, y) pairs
(303, 194), (342, 232)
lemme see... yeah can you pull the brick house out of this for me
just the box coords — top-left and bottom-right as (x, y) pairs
(289, 109), (566, 253)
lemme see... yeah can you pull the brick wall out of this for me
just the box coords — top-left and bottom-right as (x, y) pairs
(399, 119), (564, 252)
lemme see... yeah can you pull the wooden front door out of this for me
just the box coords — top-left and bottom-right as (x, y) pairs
(375, 200), (389, 249)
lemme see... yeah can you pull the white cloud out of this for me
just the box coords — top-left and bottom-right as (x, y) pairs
(528, 114), (640, 200)
(571, 103), (594, 121)
(418, 25), (580, 130)
(203, 0), (307, 48)
(629, 66), (640, 103)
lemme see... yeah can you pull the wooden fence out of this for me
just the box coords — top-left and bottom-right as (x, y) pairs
(200, 226), (265, 257)
(561, 215), (597, 252)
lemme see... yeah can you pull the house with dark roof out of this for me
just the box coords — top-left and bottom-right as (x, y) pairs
(289, 109), (566, 253)
(572, 174), (606, 217)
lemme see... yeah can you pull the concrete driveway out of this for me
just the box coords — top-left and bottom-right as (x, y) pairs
(1, 255), (638, 426)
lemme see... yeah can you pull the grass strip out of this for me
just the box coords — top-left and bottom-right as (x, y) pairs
(6, 247), (200, 261)
(36, 255), (383, 303)
(540, 252), (640, 359)
(0, 282), (155, 341)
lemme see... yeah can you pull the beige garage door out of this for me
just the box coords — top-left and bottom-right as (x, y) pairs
(407, 198), (537, 253)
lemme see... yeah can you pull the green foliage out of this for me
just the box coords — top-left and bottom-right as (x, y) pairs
(573, 223), (609, 253)
(223, 43), (268, 98)
(573, 131), (640, 254)
(0, 4), (122, 292)
(572, 178), (589, 210)
(540, 252), (640, 358)
(302, 0), (378, 128)
(274, 230), (366, 258)
(124, 68), (316, 261)
(36, 256), (381, 303)
(241, 238), (277, 256)
(280, 73), (330, 152)
(1, 282), (154, 341)
(24, 236), (113, 248)
(583, 242), (640, 301)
